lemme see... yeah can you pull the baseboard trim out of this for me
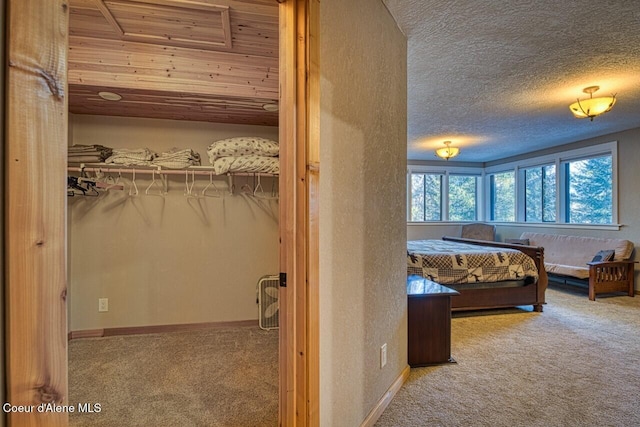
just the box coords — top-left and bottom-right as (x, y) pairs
(69, 329), (105, 339)
(360, 364), (411, 427)
(69, 319), (259, 340)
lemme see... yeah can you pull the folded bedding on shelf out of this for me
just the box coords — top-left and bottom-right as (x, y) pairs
(213, 155), (279, 175)
(68, 155), (109, 163)
(207, 137), (279, 164)
(68, 144), (113, 163)
(151, 148), (201, 169)
(105, 148), (157, 166)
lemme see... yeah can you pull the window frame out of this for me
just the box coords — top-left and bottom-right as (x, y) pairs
(448, 173), (481, 222)
(484, 141), (618, 226)
(407, 165), (484, 223)
(408, 141), (619, 229)
(561, 153), (614, 225)
(487, 169), (516, 222)
(520, 163), (557, 223)
(409, 171), (444, 221)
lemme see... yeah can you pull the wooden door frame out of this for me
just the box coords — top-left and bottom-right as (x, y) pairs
(4, 0), (320, 426)
(279, 0), (319, 425)
(1, 1), (6, 426)
(5, 1), (69, 426)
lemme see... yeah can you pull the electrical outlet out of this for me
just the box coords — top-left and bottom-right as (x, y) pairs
(380, 343), (387, 369)
(98, 298), (109, 312)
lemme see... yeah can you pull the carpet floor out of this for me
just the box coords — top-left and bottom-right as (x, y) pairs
(69, 325), (278, 427)
(70, 285), (640, 426)
(376, 284), (640, 427)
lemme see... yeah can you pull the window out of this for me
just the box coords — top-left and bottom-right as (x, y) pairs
(448, 175), (478, 221)
(408, 141), (617, 227)
(524, 165), (556, 222)
(410, 173), (442, 221)
(408, 169), (481, 221)
(564, 155), (612, 224)
(489, 171), (515, 222)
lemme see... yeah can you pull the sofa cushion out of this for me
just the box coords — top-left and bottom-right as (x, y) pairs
(520, 232), (634, 266)
(545, 263), (590, 279)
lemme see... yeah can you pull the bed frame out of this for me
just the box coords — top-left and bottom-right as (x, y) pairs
(440, 236), (548, 312)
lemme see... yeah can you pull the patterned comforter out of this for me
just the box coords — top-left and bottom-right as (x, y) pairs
(207, 137), (280, 175)
(212, 155), (279, 175)
(407, 240), (539, 285)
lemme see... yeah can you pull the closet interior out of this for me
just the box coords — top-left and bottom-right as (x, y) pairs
(66, 0), (280, 423)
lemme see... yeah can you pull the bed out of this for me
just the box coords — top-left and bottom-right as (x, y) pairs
(407, 236), (548, 312)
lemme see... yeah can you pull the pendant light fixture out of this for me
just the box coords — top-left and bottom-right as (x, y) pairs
(569, 86), (616, 121)
(435, 141), (460, 160)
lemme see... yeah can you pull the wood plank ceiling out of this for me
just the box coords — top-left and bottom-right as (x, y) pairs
(68, 0), (279, 126)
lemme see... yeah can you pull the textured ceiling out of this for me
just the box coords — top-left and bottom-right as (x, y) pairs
(383, 0), (640, 162)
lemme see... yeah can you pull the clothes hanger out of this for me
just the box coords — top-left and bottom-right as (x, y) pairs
(227, 174), (236, 196)
(253, 173), (264, 197)
(84, 181), (100, 197)
(145, 169), (165, 196)
(252, 174), (279, 200)
(129, 169), (139, 196)
(67, 176), (99, 197)
(78, 177), (100, 197)
(240, 175), (253, 195)
(105, 171), (123, 192)
(184, 170), (200, 198)
(91, 168), (124, 191)
(201, 171), (222, 198)
(67, 176), (84, 197)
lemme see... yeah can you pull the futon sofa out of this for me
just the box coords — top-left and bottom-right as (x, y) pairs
(518, 232), (635, 300)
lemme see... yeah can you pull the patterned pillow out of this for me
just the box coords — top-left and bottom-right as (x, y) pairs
(591, 250), (615, 263)
(213, 155), (280, 175)
(207, 137), (279, 162)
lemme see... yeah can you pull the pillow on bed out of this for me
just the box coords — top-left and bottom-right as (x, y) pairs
(591, 250), (615, 263)
(505, 238), (529, 245)
(207, 137), (279, 162)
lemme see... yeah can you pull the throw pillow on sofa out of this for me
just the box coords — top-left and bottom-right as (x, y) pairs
(591, 250), (615, 263)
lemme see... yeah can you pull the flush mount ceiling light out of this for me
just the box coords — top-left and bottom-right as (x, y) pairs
(98, 91), (122, 101)
(262, 103), (279, 112)
(569, 86), (616, 121)
(435, 141), (460, 160)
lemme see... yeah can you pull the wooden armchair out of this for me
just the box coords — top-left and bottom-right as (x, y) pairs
(587, 260), (636, 301)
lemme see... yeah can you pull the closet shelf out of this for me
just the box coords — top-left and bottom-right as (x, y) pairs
(68, 163), (279, 198)
(67, 163), (278, 177)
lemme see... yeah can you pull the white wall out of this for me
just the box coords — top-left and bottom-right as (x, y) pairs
(68, 114), (279, 330)
(319, 1), (408, 425)
(408, 223), (463, 241)
(408, 127), (640, 290)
